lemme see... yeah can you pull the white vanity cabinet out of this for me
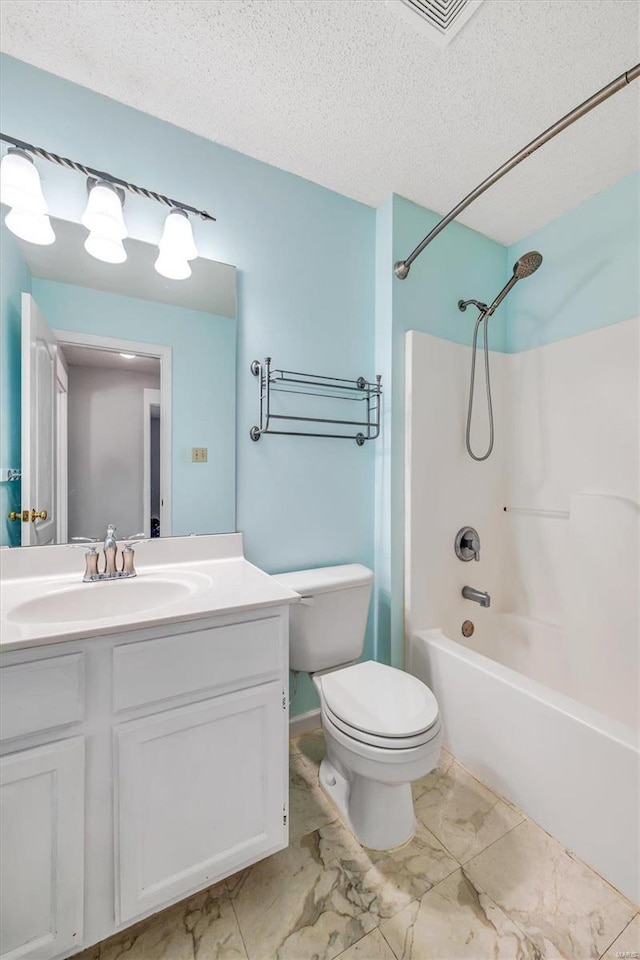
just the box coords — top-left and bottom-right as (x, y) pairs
(0, 604), (291, 960)
(0, 738), (85, 960)
(115, 681), (284, 922)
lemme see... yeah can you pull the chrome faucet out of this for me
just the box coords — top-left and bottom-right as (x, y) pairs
(462, 585), (491, 608)
(82, 524), (138, 582)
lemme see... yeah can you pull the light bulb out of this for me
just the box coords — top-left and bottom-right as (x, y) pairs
(82, 180), (127, 237)
(159, 209), (197, 258)
(5, 209), (55, 245)
(82, 180), (127, 263)
(154, 209), (197, 280)
(84, 233), (127, 264)
(154, 253), (192, 280)
(1, 148), (55, 245)
(1, 149), (48, 213)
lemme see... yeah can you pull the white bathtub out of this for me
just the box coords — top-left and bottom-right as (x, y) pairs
(408, 618), (639, 904)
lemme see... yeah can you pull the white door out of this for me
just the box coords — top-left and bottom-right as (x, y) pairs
(21, 293), (58, 545)
(114, 683), (286, 923)
(55, 352), (68, 545)
(0, 737), (85, 960)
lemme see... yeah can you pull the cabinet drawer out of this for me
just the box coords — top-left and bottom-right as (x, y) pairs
(113, 616), (284, 712)
(0, 654), (85, 741)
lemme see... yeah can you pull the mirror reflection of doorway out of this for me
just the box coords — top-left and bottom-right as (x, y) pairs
(62, 345), (162, 541)
(143, 388), (161, 537)
(20, 292), (172, 544)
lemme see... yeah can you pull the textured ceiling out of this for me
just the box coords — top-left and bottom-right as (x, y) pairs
(1, 0), (638, 244)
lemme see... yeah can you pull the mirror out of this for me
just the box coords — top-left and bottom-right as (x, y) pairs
(0, 215), (237, 547)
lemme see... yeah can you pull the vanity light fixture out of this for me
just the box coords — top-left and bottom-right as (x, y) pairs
(0, 147), (55, 245)
(82, 179), (128, 264)
(154, 208), (198, 280)
(0, 133), (216, 279)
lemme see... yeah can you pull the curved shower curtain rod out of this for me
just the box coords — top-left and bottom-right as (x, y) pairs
(393, 62), (640, 280)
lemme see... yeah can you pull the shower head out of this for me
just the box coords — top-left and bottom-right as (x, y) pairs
(513, 251), (543, 279)
(486, 250), (543, 315)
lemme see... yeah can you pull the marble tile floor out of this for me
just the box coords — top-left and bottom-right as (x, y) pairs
(75, 730), (638, 960)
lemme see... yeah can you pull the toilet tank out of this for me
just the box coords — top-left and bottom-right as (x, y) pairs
(274, 564), (374, 673)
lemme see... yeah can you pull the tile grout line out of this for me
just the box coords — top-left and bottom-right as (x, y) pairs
(414, 794), (528, 869)
(228, 888), (252, 960)
(457, 814), (529, 867)
(442, 753), (635, 906)
(332, 928), (377, 960)
(597, 912), (640, 960)
(379, 922), (403, 960)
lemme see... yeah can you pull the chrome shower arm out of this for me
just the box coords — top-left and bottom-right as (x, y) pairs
(393, 62), (640, 281)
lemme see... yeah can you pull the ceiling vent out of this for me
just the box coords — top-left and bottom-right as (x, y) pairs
(391, 0), (484, 47)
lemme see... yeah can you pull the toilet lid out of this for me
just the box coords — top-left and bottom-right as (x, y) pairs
(317, 660), (439, 738)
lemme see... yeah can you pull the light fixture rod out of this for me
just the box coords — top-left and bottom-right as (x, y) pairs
(393, 62), (640, 279)
(0, 133), (216, 222)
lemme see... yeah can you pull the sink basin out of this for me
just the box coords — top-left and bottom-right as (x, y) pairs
(7, 574), (210, 625)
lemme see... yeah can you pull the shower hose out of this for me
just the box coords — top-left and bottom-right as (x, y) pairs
(466, 308), (494, 462)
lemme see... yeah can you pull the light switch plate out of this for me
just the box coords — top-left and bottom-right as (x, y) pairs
(192, 447), (208, 463)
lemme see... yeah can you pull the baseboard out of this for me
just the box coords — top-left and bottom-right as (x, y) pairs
(289, 708), (321, 738)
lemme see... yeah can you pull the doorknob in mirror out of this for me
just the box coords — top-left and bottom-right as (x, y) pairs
(7, 509), (47, 522)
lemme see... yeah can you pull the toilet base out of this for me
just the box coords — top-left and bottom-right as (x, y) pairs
(319, 755), (417, 850)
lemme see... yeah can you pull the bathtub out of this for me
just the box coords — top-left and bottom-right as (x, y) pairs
(408, 617), (639, 904)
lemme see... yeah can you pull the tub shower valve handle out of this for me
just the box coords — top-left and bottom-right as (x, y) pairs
(455, 526), (481, 562)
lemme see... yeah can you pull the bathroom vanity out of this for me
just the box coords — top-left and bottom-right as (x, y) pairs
(0, 534), (298, 960)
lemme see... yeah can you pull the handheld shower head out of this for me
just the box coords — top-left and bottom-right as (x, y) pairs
(487, 250), (543, 315)
(461, 250), (544, 462)
(513, 251), (543, 279)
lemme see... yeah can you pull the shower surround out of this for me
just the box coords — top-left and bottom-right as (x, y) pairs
(404, 318), (639, 903)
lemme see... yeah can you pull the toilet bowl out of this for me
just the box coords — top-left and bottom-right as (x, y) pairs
(274, 564), (442, 850)
(314, 660), (442, 849)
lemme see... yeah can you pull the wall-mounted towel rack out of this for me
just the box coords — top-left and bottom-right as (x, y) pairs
(0, 469), (21, 483)
(250, 358), (382, 445)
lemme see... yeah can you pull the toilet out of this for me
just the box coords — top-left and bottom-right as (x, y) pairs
(275, 563), (442, 850)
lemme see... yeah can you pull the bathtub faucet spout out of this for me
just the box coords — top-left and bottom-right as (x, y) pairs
(462, 585), (491, 608)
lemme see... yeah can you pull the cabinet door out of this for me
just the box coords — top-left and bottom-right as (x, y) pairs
(0, 738), (85, 960)
(114, 682), (286, 923)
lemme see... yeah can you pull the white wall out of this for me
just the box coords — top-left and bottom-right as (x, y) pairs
(67, 365), (161, 540)
(504, 317), (639, 727)
(404, 330), (507, 641)
(405, 318), (639, 729)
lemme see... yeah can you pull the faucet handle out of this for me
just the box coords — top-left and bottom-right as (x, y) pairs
(72, 536), (99, 543)
(121, 543), (137, 576)
(83, 547), (99, 581)
(455, 526), (481, 562)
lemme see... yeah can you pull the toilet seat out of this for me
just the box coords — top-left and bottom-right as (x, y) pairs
(321, 701), (440, 750)
(315, 660), (439, 749)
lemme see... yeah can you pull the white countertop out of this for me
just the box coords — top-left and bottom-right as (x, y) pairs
(0, 535), (300, 652)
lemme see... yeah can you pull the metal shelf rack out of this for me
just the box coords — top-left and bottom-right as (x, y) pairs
(250, 358), (382, 445)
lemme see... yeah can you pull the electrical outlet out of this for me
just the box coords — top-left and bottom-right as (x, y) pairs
(192, 447), (208, 463)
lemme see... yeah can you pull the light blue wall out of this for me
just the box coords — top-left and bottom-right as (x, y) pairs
(379, 195), (507, 667)
(0, 224), (30, 546)
(30, 278), (236, 537)
(0, 54), (375, 717)
(6, 51), (633, 717)
(506, 172), (640, 352)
